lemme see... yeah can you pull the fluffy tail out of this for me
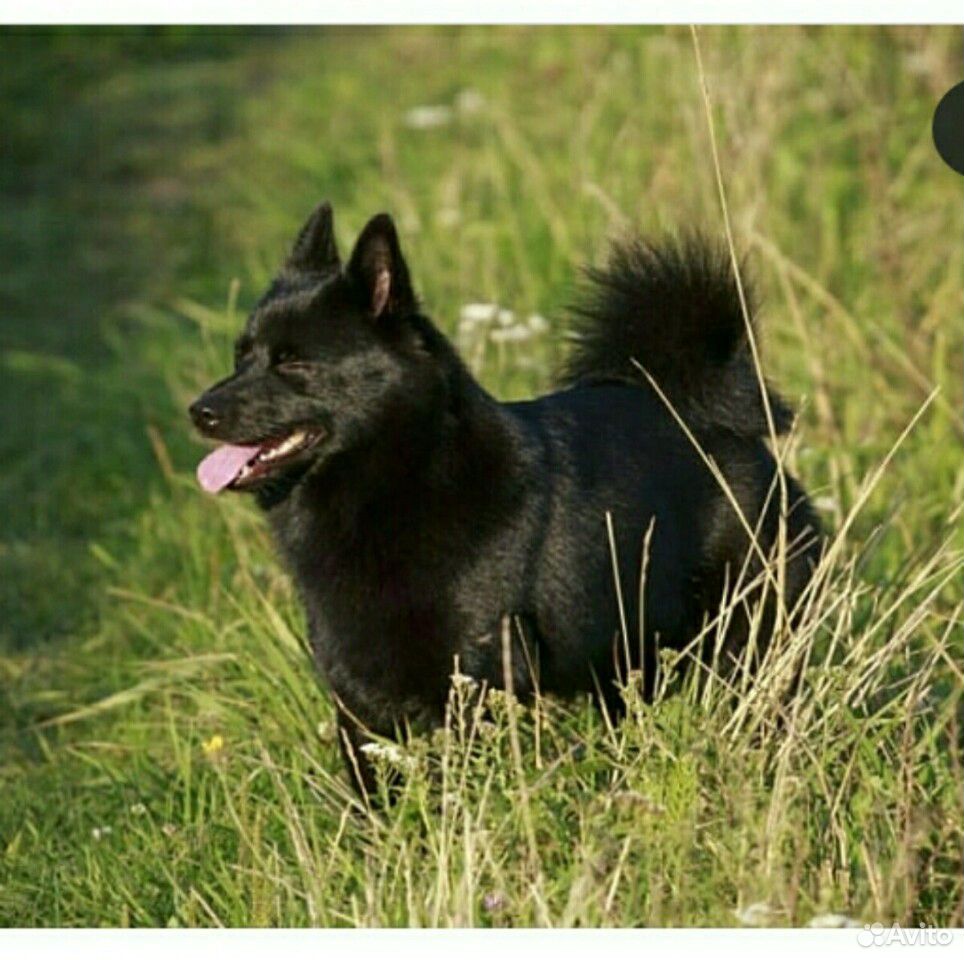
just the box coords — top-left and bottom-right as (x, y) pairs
(559, 234), (793, 438)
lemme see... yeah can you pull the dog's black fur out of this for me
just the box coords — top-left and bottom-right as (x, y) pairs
(190, 202), (820, 794)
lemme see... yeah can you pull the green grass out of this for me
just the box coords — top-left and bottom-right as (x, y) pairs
(0, 26), (961, 927)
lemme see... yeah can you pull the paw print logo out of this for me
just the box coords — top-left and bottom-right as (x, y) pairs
(857, 922), (884, 947)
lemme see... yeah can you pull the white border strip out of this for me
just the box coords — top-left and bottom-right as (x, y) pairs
(1, 2), (963, 23)
(0, 928), (959, 958)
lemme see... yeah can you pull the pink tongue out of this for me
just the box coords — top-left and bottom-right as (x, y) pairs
(196, 444), (260, 494)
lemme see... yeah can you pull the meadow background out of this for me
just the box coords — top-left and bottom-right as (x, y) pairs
(0, 26), (961, 927)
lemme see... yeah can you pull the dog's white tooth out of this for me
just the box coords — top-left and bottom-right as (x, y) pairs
(256, 431), (309, 466)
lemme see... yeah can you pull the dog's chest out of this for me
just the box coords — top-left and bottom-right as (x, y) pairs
(268, 482), (532, 726)
(300, 585), (454, 732)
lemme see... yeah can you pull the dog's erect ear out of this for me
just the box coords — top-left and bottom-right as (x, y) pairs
(347, 213), (416, 318)
(287, 201), (340, 274)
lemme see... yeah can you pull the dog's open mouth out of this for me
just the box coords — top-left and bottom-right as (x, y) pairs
(196, 429), (324, 494)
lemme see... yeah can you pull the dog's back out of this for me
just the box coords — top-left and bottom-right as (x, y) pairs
(495, 235), (820, 702)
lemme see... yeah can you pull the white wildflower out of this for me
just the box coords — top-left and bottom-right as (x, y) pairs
(404, 105), (453, 130)
(808, 913), (860, 928)
(436, 206), (460, 228)
(455, 89), (487, 115)
(496, 308), (515, 327)
(360, 741), (411, 770)
(527, 313), (549, 333)
(129, 803), (147, 816)
(459, 303), (499, 327)
(91, 826), (112, 841)
(490, 325), (533, 344)
(734, 901), (778, 926)
(450, 670), (479, 694)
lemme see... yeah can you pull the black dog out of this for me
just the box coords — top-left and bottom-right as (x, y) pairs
(190, 202), (819, 794)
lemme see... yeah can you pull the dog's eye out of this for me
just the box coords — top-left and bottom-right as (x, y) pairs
(274, 348), (298, 365)
(274, 350), (313, 378)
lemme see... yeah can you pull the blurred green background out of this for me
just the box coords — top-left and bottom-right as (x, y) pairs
(0, 26), (960, 926)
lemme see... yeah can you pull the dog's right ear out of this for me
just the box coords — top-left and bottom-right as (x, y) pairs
(347, 213), (416, 318)
(286, 201), (340, 274)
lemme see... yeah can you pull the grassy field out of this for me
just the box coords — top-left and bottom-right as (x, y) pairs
(0, 26), (961, 927)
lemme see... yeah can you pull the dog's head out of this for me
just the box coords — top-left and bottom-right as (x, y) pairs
(190, 202), (440, 495)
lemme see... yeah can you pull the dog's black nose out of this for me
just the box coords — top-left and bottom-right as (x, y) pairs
(190, 400), (221, 432)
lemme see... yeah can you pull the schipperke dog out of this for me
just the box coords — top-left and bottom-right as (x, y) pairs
(190, 202), (819, 794)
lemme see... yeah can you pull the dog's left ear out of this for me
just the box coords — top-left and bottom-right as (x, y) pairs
(347, 213), (416, 318)
(287, 201), (340, 274)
